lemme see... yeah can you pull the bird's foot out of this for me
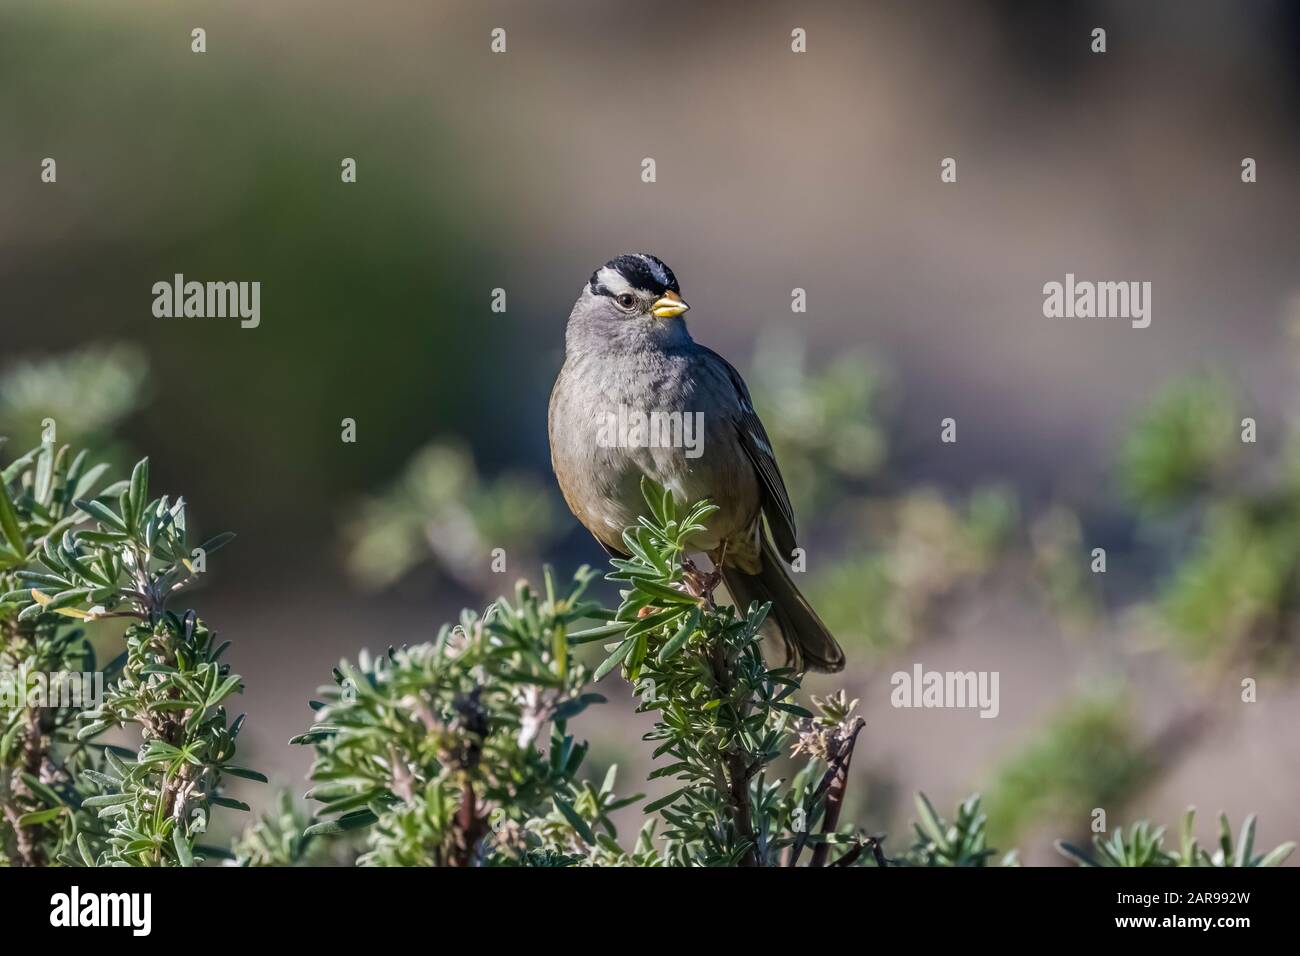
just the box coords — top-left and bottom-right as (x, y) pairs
(681, 557), (721, 609)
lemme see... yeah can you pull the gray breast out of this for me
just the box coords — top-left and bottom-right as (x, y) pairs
(549, 348), (760, 552)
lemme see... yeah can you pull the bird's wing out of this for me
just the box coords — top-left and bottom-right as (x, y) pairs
(698, 346), (798, 559)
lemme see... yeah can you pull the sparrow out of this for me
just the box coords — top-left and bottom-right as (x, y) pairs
(548, 254), (845, 672)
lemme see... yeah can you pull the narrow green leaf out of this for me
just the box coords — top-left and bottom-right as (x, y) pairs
(633, 579), (701, 606)
(593, 638), (635, 682)
(658, 608), (701, 662)
(172, 826), (194, 867)
(77, 833), (97, 866)
(644, 787), (690, 813)
(1, 446), (39, 485)
(71, 462), (110, 503)
(208, 675), (243, 708)
(0, 477), (25, 556)
(568, 621), (629, 645)
(16, 806), (66, 826)
(1236, 815), (1256, 868)
(304, 809), (378, 835)
(73, 498), (128, 532)
(553, 795), (595, 844)
(624, 607), (683, 639)
(914, 792), (947, 846)
(82, 792), (134, 809)
(210, 795), (251, 812)
(1258, 842), (1296, 867)
(1055, 840), (1098, 867)
(128, 458), (149, 526)
(223, 766), (269, 783)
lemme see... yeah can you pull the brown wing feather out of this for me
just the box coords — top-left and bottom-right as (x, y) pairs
(699, 346), (798, 560)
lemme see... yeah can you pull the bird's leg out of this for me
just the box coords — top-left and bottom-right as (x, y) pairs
(680, 557), (717, 608)
(703, 542), (727, 596)
(643, 554), (718, 617)
(681, 545), (726, 608)
(680, 556), (705, 597)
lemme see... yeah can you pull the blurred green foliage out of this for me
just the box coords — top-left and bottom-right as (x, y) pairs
(1157, 501), (1300, 664)
(1120, 376), (1237, 509)
(0, 344), (146, 453)
(2, 5), (511, 561)
(750, 329), (1017, 655)
(748, 328), (889, 517)
(1030, 505), (1103, 632)
(1122, 372), (1300, 667)
(232, 790), (339, 867)
(902, 792), (1018, 867)
(343, 442), (559, 593)
(983, 690), (1149, 848)
(809, 488), (1017, 654)
(1058, 806), (1294, 868)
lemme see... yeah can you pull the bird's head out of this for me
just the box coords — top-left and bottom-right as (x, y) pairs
(568, 254), (692, 348)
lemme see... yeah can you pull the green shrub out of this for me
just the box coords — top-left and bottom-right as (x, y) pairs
(0, 440), (257, 866)
(4, 438), (1291, 868)
(1058, 807), (1294, 868)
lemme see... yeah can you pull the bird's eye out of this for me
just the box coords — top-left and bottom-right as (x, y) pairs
(615, 293), (637, 310)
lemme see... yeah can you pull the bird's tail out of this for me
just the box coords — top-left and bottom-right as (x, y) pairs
(720, 533), (845, 673)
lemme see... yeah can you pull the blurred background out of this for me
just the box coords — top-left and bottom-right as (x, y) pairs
(3, 0), (1299, 864)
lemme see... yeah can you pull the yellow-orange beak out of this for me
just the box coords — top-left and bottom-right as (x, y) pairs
(651, 290), (690, 318)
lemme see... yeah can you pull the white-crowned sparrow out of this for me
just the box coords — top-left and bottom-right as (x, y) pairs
(548, 254), (844, 672)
